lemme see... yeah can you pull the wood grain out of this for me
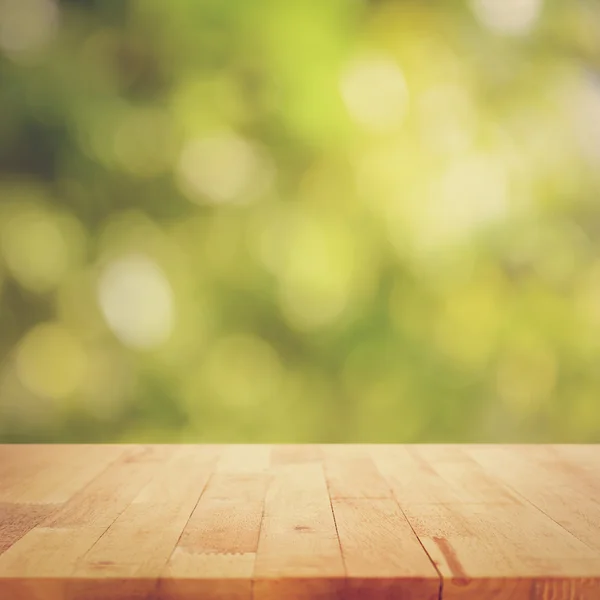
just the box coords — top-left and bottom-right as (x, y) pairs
(373, 445), (600, 600)
(0, 445), (598, 599)
(323, 445), (392, 499)
(468, 445), (600, 553)
(161, 451), (267, 600)
(254, 461), (346, 599)
(332, 497), (439, 600)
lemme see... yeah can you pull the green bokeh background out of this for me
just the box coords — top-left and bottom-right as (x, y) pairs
(1, 0), (600, 443)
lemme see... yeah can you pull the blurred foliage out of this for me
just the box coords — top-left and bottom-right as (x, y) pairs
(1, 0), (600, 443)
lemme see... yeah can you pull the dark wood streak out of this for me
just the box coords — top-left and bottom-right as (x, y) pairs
(432, 537), (470, 587)
(0, 503), (58, 556)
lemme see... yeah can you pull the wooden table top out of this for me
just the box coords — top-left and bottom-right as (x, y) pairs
(0, 444), (598, 600)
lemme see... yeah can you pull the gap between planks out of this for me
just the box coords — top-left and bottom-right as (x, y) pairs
(1, 445), (599, 600)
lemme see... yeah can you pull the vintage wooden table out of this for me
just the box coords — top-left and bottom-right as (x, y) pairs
(0, 444), (598, 599)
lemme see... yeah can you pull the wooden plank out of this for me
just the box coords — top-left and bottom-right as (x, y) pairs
(0, 445), (49, 501)
(468, 446), (600, 553)
(271, 445), (321, 465)
(411, 446), (518, 504)
(178, 497), (263, 555)
(551, 445), (600, 493)
(0, 445), (86, 503)
(11, 446), (125, 504)
(374, 445), (600, 599)
(215, 445), (271, 474)
(406, 445), (470, 464)
(554, 444), (600, 469)
(42, 446), (169, 529)
(323, 445), (391, 499)
(371, 445), (517, 505)
(254, 462), (345, 600)
(332, 497), (440, 600)
(160, 498), (261, 600)
(0, 526), (108, 600)
(70, 446), (218, 600)
(160, 550), (255, 600)
(404, 501), (600, 599)
(371, 446), (463, 505)
(0, 444), (598, 600)
(159, 450), (268, 600)
(201, 472), (270, 503)
(130, 445), (219, 505)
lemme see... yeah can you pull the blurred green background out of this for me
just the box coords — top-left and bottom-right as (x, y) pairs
(1, 0), (600, 443)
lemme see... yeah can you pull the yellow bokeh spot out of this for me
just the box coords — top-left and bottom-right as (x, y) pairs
(471, 0), (543, 36)
(1, 205), (85, 294)
(417, 84), (476, 156)
(0, 0), (58, 57)
(177, 133), (273, 205)
(16, 323), (88, 400)
(277, 209), (362, 331)
(97, 253), (175, 350)
(572, 74), (600, 163)
(413, 153), (510, 253)
(340, 53), (409, 134)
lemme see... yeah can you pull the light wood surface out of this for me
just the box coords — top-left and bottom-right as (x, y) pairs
(0, 445), (598, 599)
